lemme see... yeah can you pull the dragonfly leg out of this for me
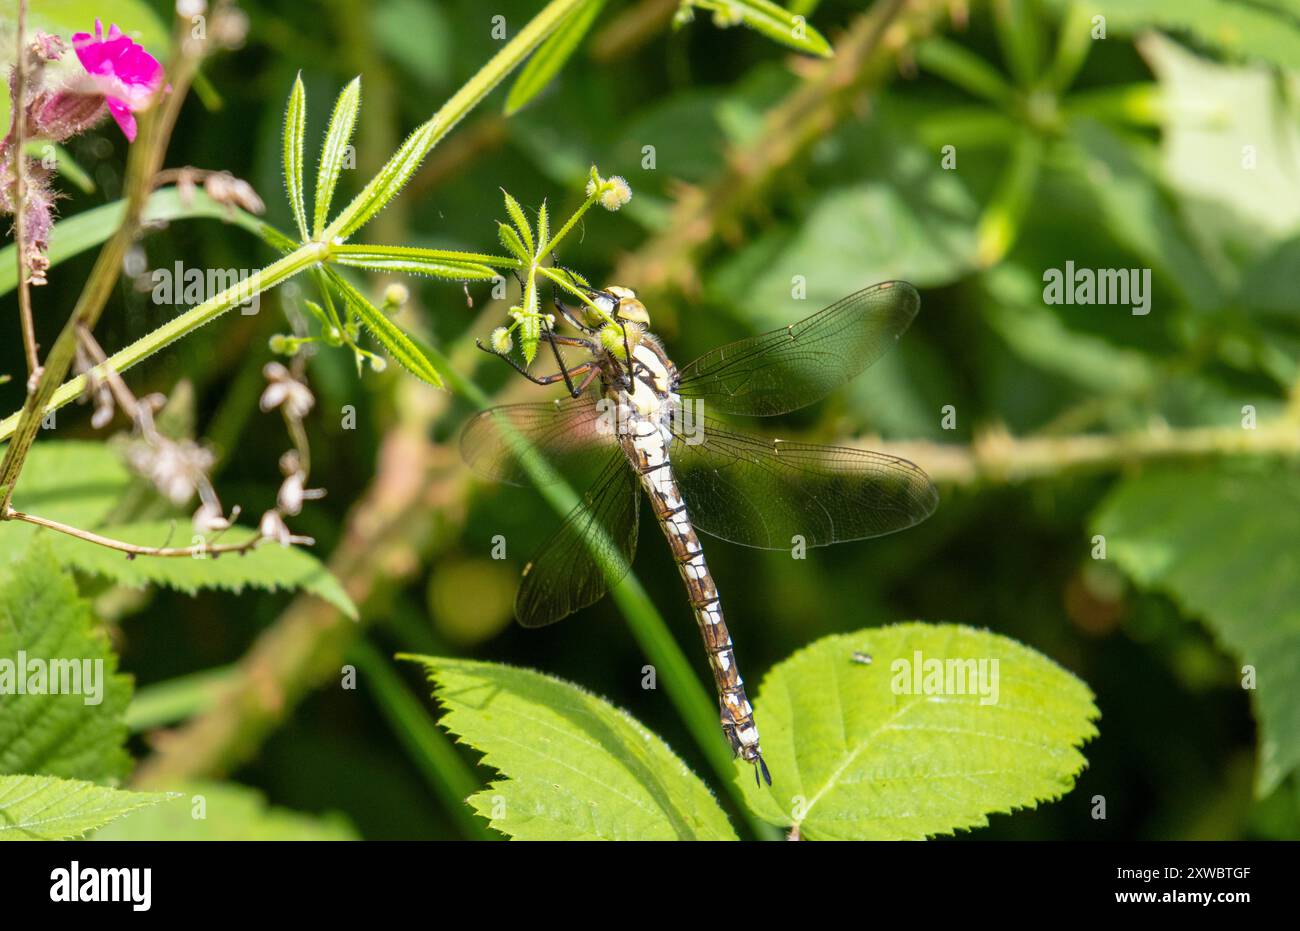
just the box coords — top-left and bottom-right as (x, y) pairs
(541, 325), (579, 397)
(474, 339), (591, 387)
(618, 322), (635, 391)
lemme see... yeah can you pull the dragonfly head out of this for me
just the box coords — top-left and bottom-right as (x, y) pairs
(584, 285), (650, 329)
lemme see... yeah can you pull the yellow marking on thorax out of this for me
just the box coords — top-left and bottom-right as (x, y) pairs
(633, 343), (671, 393)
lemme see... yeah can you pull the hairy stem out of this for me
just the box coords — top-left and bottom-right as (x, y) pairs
(0, 18), (206, 509)
(321, 0), (588, 243)
(0, 242), (328, 446)
(10, 0), (39, 381)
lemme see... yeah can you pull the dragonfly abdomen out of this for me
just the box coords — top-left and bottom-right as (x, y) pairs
(619, 410), (771, 784)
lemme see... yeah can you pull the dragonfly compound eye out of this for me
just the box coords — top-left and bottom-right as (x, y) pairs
(615, 297), (650, 327)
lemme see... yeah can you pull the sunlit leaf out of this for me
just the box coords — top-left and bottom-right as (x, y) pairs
(738, 623), (1099, 839)
(0, 775), (173, 841)
(497, 222), (530, 262)
(520, 272), (541, 365)
(502, 190), (535, 255)
(536, 200), (550, 253)
(41, 521), (358, 620)
(683, 0), (833, 58)
(1142, 33), (1300, 259)
(1050, 0), (1300, 69)
(282, 73), (309, 241)
(327, 117), (439, 241)
(93, 781), (358, 840)
(314, 77), (362, 239)
(505, 0), (607, 115)
(0, 441), (130, 551)
(404, 656), (738, 840)
(330, 245), (502, 281)
(0, 544), (133, 783)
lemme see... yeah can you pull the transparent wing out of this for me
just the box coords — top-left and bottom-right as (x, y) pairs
(516, 454), (641, 628)
(676, 281), (920, 417)
(669, 417), (938, 550)
(460, 395), (616, 486)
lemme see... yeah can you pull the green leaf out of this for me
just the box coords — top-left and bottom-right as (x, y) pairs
(536, 201), (551, 253)
(1142, 33), (1300, 261)
(313, 77), (362, 239)
(914, 36), (1017, 107)
(0, 441), (131, 565)
(1093, 464), (1300, 795)
(1048, 0), (1300, 70)
(975, 132), (1043, 267)
(689, 0), (833, 58)
(93, 781), (358, 840)
(505, 0), (607, 115)
(325, 269), (447, 388)
(982, 265), (1158, 396)
(0, 544), (134, 783)
(1069, 120), (1226, 310)
(404, 656), (738, 840)
(497, 222), (530, 263)
(327, 116), (439, 242)
(0, 187), (271, 300)
(0, 775), (173, 841)
(3, 440), (130, 527)
(282, 73), (310, 241)
(41, 521), (358, 621)
(6, 0), (170, 49)
(330, 245), (501, 281)
(738, 623), (1099, 840)
(708, 123), (980, 315)
(501, 190), (535, 255)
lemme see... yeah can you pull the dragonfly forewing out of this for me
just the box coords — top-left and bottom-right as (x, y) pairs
(675, 280), (920, 417)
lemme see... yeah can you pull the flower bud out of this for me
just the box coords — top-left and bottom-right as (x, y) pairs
(599, 176), (632, 211)
(384, 283), (410, 308)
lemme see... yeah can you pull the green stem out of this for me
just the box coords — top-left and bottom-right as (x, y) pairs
(1044, 0), (1094, 92)
(0, 242), (327, 445)
(350, 639), (496, 841)
(544, 190), (599, 258)
(321, 0), (588, 243)
(411, 333), (778, 839)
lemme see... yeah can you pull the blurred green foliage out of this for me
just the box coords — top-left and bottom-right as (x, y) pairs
(4, 0), (1300, 839)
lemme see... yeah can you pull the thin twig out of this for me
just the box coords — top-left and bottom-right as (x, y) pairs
(852, 420), (1300, 487)
(589, 0), (678, 64)
(3, 508), (312, 557)
(11, 0), (41, 383)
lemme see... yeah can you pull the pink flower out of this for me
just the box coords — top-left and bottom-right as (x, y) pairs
(71, 20), (165, 142)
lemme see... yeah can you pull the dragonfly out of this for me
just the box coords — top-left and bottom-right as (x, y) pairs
(462, 280), (939, 785)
